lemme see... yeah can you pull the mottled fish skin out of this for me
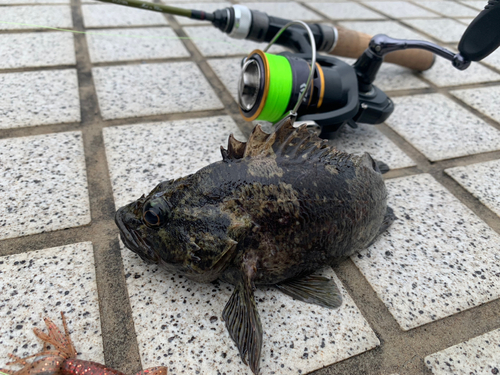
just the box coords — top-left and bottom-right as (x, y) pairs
(115, 116), (391, 374)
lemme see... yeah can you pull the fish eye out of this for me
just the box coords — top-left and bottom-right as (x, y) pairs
(142, 198), (169, 227)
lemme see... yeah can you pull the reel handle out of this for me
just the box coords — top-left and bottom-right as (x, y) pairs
(331, 26), (435, 71)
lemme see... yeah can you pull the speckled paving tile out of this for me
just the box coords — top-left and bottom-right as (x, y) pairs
(0, 32), (75, 69)
(330, 55), (430, 91)
(0, 132), (90, 241)
(239, 2), (324, 21)
(445, 159), (500, 218)
(103, 117), (380, 374)
(482, 49), (500, 71)
(92, 62), (223, 120)
(329, 124), (416, 170)
(183, 26), (283, 57)
(459, 0), (487, 11)
(361, 1), (438, 18)
(0, 0), (68, 3)
(0, 5), (73, 30)
(0, 242), (103, 363)
(417, 0), (478, 17)
(456, 17), (474, 25)
(0, 69), (80, 129)
(167, 2), (231, 25)
(403, 18), (466, 43)
(420, 56), (500, 87)
(425, 328), (500, 374)
(121, 253), (379, 374)
(353, 173), (500, 331)
(208, 57), (243, 102)
(81, 4), (168, 28)
(103, 116), (246, 207)
(451, 86), (500, 123)
(331, 124), (416, 169)
(375, 63), (430, 90)
(386, 94), (500, 161)
(86, 27), (189, 63)
(338, 20), (425, 39)
(308, 2), (385, 20)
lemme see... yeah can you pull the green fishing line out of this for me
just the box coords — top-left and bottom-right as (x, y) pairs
(258, 53), (292, 123)
(0, 21), (247, 52)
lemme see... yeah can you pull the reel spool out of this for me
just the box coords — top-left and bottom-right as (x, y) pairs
(238, 21), (317, 123)
(239, 51), (327, 123)
(237, 20), (362, 134)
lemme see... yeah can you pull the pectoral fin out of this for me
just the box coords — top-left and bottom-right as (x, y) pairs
(275, 274), (342, 309)
(222, 273), (263, 374)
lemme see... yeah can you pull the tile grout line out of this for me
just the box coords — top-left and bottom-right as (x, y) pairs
(69, 0), (143, 372)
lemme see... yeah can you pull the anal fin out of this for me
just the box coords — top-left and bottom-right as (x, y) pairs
(222, 273), (263, 374)
(275, 274), (342, 309)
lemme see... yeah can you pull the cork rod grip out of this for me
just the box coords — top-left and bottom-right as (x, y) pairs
(331, 26), (435, 72)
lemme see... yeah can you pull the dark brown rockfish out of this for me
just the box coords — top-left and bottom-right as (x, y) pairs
(115, 116), (394, 374)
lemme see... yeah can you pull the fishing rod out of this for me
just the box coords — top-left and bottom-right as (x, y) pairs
(94, 0), (500, 137)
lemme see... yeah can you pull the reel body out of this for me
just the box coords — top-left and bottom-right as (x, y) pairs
(238, 50), (393, 137)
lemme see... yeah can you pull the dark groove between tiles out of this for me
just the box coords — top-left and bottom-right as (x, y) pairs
(0, 65), (77, 74)
(70, 0), (143, 373)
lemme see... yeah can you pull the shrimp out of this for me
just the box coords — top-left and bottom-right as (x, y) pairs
(0, 313), (167, 375)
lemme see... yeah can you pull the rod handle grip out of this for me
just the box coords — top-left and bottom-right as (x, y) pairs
(331, 26), (435, 71)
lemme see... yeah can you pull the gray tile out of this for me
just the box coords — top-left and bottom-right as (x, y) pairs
(208, 57), (242, 102)
(352, 173), (500, 330)
(86, 27), (189, 63)
(482, 49), (500, 71)
(331, 56), (430, 91)
(308, 2), (386, 20)
(82, 4), (168, 28)
(122, 250), (379, 374)
(240, 2), (324, 21)
(421, 56), (500, 87)
(168, 2), (232, 25)
(445, 159), (500, 218)
(0, 0), (69, 3)
(93, 62), (223, 120)
(164, 0), (228, 2)
(329, 123), (416, 170)
(418, 0), (478, 17)
(451, 86), (500, 123)
(458, 0), (488, 11)
(425, 328), (500, 374)
(0, 32), (75, 69)
(183, 26), (283, 56)
(403, 18), (466, 43)
(103, 116), (246, 208)
(362, 1), (438, 18)
(0, 242), (103, 363)
(338, 20), (426, 39)
(0, 5), (72, 30)
(374, 63), (430, 90)
(0, 132), (90, 240)
(0, 69), (81, 129)
(386, 94), (500, 161)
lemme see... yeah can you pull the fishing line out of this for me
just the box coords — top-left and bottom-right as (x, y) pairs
(0, 21), (248, 53)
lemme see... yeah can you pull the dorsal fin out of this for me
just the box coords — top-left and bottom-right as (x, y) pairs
(221, 133), (246, 161)
(221, 116), (338, 163)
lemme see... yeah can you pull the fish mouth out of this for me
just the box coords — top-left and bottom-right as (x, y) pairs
(115, 207), (140, 250)
(115, 206), (157, 261)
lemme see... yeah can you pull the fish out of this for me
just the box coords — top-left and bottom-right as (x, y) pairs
(0, 312), (168, 375)
(114, 115), (395, 374)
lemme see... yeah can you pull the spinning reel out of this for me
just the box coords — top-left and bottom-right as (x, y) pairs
(97, 0), (500, 138)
